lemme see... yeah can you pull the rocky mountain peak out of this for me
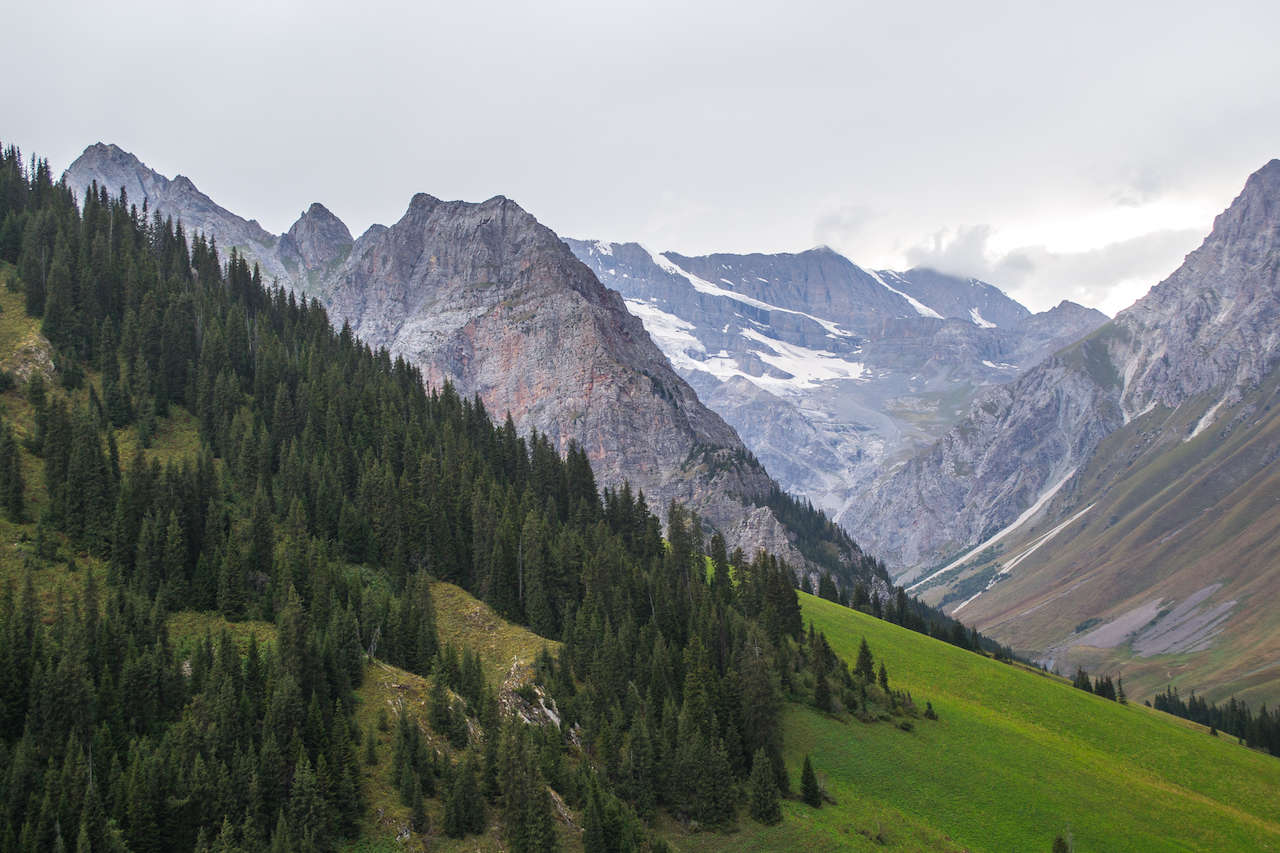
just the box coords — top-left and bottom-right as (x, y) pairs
(64, 143), (280, 269)
(407, 192), (441, 213)
(280, 202), (353, 273)
(1113, 157), (1280, 416)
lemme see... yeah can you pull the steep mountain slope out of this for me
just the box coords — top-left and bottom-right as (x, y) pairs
(566, 239), (1106, 527)
(62, 143), (866, 580)
(858, 159), (1280, 701)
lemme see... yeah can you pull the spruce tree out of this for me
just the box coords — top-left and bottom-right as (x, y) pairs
(747, 748), (781, 825)
(800, 755), (821, 808)
(856, 637), (874, 682)
(814, 671), (832, 713)
(0, 421), (22, 522)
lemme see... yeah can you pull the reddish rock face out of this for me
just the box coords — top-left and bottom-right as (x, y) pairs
(324, 193), (804, 563)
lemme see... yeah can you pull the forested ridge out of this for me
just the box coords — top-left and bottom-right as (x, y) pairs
(0, 146), (930, 852)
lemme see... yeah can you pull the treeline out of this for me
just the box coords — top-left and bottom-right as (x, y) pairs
(1151, 687), (1280, 756)
(1072, 668), (1126, 703)
(809, 573), (1018, 662)
(761, 486), (885, 584)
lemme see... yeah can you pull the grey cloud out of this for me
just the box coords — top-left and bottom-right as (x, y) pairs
(4, 0), (1277, 317)
(1110, 166), (1168, 207)
(814, 205), (876, 248)
(906, 226), (1206, 315)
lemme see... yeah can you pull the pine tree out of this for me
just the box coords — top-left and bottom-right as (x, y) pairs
(0, 421), (23, 522)
(747, 748), (781, 825)
(800, 755), (821, 808)
(856, 637), (874, 682)
(814, 671), (832, 713)
(409, 774), (427, 833)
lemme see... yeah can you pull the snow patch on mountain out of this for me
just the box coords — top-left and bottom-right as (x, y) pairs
(739, 328), (867, 390)
(969, 307), (997, 328)
(907, 466), (1079, 590)
(623, 298), (704, 360)
(644, 247), (854, 338)
(868, 269), (944, 319)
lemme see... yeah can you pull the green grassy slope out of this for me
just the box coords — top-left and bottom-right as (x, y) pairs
(791, 592), (1280, 852)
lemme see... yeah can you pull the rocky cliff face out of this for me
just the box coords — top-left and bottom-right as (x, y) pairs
(852, 158), (1280, 580)
(325, 193), (796, 554)
(1114, 160), (1280, 418)
(566, 239), (1107, 532)
(63, 144), (855, 578)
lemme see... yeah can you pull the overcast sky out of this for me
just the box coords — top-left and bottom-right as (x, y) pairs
(7, 0), (1279, 315)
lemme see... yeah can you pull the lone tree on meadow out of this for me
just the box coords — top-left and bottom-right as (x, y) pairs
(801, 755), (822, 808)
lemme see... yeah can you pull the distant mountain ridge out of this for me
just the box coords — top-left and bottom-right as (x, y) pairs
(566, 239), (1107, 531)
(64, 142), (877, 584)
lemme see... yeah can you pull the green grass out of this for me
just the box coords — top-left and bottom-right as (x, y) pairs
(166, 610), (277, 658)
(114, 403), (203, 468)
(431, 580), (559, 688)
(0, 265), (51, 385)
(783, 592), (1280, 852)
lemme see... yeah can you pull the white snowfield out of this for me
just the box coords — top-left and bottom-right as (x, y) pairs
(623, 297), (867, 396)
(969, 307), (997, 328)
(643, 247), (854, 339)
(869, 269), (945, 319)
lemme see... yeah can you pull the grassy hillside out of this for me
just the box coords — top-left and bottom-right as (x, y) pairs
(783, 592), (1280, 852)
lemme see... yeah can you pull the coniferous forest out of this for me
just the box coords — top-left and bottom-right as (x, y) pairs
(0, 147), (926, 852)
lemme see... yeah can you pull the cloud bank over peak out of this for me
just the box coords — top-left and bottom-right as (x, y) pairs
(904, 224), (1206, 316)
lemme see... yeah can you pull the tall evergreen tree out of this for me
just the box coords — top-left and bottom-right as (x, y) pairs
(800, 755), (821, 808)
(747, 748), (781, 825)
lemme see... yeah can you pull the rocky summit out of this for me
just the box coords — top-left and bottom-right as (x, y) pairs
(62, 143), (868, 581)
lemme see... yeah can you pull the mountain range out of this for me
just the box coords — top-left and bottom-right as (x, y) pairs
(565, 240), (1107, 532)
(63, 143), (875, 585)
